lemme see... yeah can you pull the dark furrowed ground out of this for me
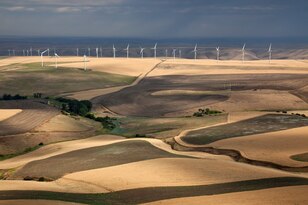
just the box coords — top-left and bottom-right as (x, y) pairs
(182, 114), (308, 145)
(11, 140), (188, 180)
(95, 73), (308, 117)
(0, 177), (307, 204)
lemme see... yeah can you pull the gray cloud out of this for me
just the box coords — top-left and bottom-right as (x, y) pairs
(0, 0), (307, 38)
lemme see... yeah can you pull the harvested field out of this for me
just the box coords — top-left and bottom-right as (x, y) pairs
(208, 126), (308, 167)
(182, 114), (308, 145)
(97, 73), (308, 117)
(10, 140), (187, 180)
(0, 109), (22, 121)
(0, 177), (307, 204)
(0, 100), (58, 136)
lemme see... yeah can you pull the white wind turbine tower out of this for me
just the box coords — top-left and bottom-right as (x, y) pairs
(172, 49), (177, 60)
(30, 47), (32, 56)
(165, 49), (168, 58)
(23, 50), (25, 56)
(124, 44), (130, 58)
(26, 50), (29, 56)
(96, 47), (99, 58)
(179, 50), (182, 58)
(216, 46), (220, 61)
(268, 43), (272, 63)
(151, 43), (158, 59)
(37, 49), (40, 56)
(140, 47), (145, 58)
(83, 55), (87, 71)
(241, 43), (246, 62)
(100, 47), (103, 57)
(8, 50), (11, 56)
(76, 48), (79, 56)
(47, 48), (50, 56)
(12, 50), (15, 56)
(193, 44), (198, 60)
(54, 53), (59, 69)
(88, 48), (91, 57)
(113, 45), (116, 58)
(40, 49), (49, 67)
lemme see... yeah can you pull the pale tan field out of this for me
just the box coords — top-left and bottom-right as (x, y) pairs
(0, 109), (22, 121)
(145, 185), (308, 205)
(0, 200), (82, 205)
(148, 59), (308, 77)
(35, 114), (94, 132)
(209, 126), (308, 167)
(210, 90), (308, 112)
(61, 157), (295, 192)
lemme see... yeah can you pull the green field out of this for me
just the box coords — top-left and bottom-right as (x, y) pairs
(182, 114), (308, 145)
(0, 63), (136, 96)
(291, 152), (308, 162)
(111, 114), (228, 138)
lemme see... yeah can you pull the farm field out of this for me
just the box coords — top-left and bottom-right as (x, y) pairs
(0, 57), (307, 204)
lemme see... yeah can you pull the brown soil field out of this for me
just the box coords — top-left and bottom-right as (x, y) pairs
(10, 140), (187, 180)
(0, 100), (59, 136)
(0, 109), (22, 121)
(96, 73), (308, 117)
(0, 200), (83, 205)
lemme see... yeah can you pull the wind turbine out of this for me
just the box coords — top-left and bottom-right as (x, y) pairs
(241, 43), (246, 62)
(268, 43), (272, 63)
(30, 47), (32, 56)
(113, 45), (116, 58)
(23, 50), (25, 56)
(26, 50), (29, 56)
(124, 44), (129, 58)
(12, 50), (15, 56)
(172, 49), (177, 60)
(165, 49), (168, 58)
(216, 47), (220, 61)
(77, 48), (79, 56)
(8, 50), (11, 56)
(88, 48), (91, 57)
(100, 47), (103, 57)
(83, 55), (87, 71)
(96, 47), (99, 58)
(47, 48), (50, 56)
(193, 44), (198, 60)
(37, 49), (40, 56)
(40, 49), (49, 67)
(54, 53), (59, 68)
(179, 50), (182, 58)
(140, 47), (145, 58)
(151, 43), (158, 59)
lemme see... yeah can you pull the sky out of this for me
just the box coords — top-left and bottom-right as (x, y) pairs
(0, 0), (307, 38)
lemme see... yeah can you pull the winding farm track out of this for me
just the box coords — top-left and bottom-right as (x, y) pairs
(65, 60), (165, 101)
(0, 100), (59, 136)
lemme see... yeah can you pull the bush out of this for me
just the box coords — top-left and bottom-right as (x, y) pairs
(193, 108), (222, 117)
(0, 94), (27, 101)
(55, 97), (92, 116)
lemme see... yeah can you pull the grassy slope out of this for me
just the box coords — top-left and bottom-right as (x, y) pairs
(111, 115), (227, 138)
(0, 63), (136, 96)
(182, 114), (308, 145)
(291, 152), (308, 162)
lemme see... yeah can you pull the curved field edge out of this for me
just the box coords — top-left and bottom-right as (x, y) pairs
(0, 177), (307, 204)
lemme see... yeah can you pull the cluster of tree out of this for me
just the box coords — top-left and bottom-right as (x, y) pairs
(55, 97), (92, 116)
(193, 108), (222, 117)
(33, 93), (43, 98)
(85, 113), (116, 130)
(0, 94), (27, 101)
